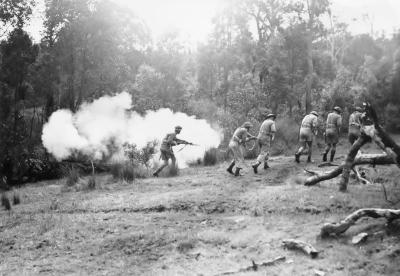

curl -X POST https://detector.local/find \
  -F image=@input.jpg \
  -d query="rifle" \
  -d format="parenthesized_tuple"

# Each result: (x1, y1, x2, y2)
(176, 142, 199, 152)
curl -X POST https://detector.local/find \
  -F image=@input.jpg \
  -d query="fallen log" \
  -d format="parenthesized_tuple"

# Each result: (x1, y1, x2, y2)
(282, 239, 319, 258)
(320, 208, 400, 238)
(215, 256, 286, 275)
(304, 154, 394, 186)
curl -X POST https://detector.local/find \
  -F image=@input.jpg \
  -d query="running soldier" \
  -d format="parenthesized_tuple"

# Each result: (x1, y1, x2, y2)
(322, 106, 342, 162)
(295, 111, 319, 163)
(252, 113, 276, 173)
(348, 106, 363, 145)
(226, 122, 257, 176)
(153, 126, 192, 177)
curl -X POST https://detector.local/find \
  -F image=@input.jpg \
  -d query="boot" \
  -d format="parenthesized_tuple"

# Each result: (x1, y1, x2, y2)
(234, 167, 242, 176)
(227, 161, 235, 175)
(330, 150, 336, 162)
(252, 162, 260, 174)
(263, 162, 270, 169)
(295, 152, 300, 163)
(322, 152, 327, 162)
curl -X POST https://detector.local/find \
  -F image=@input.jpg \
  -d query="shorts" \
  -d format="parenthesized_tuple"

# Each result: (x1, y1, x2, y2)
(160, 149, 175, 161)
(299, 128, 313, 142)
(325, 129, 339, 144)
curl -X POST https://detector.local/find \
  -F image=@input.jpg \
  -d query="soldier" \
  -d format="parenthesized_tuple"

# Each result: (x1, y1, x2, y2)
(251, 113, 276, 173)
(322, 106, 342, 162)
(348, 106, 363, 145)
(153, 126, 192, 177)
(294, 111, 319, 163)
(226, 122, 257, 176)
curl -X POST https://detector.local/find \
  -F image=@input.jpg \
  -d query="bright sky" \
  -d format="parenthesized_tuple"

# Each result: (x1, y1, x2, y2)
(24, 0, 400, 44)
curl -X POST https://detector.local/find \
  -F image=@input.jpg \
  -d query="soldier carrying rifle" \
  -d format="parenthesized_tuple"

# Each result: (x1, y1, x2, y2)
(226, 122, 257, 176)
(153, 126, 194, 177)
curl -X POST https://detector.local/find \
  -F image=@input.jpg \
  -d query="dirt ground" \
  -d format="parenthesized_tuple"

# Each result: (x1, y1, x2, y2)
(1, 141, 400, 276)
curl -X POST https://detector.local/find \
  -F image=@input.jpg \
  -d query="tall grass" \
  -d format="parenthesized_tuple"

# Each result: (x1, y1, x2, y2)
(110, 161, 149, 181)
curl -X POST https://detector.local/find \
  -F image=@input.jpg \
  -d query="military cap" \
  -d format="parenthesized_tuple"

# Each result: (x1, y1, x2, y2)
(310, 111, 319, 117)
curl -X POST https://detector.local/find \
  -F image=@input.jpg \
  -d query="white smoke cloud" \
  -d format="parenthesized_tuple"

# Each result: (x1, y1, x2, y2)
(42, 92, 223, 166)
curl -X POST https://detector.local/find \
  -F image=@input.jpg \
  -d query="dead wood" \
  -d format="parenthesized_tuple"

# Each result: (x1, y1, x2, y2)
(320, 208, 400, 238)
(215, 256, 286, 275)
(304, 154, 394, 186)
(282, 239, 319, 258)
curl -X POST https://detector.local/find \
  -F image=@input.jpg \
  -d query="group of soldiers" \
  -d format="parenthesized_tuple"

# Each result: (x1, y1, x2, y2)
(152, 106, 364, 177)
(226, 105, 364, 176)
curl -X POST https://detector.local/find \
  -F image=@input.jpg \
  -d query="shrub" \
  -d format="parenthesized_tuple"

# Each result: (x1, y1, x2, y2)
(272, 117, 300, 155)
(12, 192, 20, 205)
(110, 161, 148, 181)
(203, 148, 218, 166)
(1, 193, 11, 210)
(87, 175, 96, 190)
(65, 167, 80, 187)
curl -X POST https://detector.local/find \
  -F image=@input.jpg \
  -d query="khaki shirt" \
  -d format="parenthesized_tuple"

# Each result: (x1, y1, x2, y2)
(326, 112, 342, 132)
(160, 133, 186, 151)
(349, 111, 362, 129)
(231, 127, 251, 144)
(300, 114, 318, 132)
(257, 119, 276, 140)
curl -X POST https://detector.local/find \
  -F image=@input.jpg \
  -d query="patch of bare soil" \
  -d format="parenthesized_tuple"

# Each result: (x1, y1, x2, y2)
(1, 144, 400, 275)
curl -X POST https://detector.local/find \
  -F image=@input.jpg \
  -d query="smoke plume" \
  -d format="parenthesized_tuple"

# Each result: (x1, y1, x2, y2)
(42, 92, 223, 166)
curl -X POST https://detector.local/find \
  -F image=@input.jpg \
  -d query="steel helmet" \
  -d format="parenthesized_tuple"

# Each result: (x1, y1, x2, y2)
(266, 113, 276, 119)
(175, 125, 182, 130)
(310, 111, 318, 117)
(355, 106, 363, 112)
(333, 106, 342, 113)
(242, 122, 253, 128)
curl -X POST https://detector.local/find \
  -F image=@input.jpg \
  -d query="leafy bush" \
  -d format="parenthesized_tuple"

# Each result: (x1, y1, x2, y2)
(1, 193, 11, 210)
(12, 192, 20, 205)
(272, 117, 300, 155)
(110, 161, 148, 181)
(203, 148, 218, 166)
(65, 167, 80, 187)
(123, 141, 157, 168)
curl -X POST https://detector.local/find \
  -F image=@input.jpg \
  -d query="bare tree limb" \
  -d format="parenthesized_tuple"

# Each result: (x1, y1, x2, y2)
(320, 208, 400, 238)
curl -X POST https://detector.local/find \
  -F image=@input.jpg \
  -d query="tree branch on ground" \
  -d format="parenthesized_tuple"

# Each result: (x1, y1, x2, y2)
(320, 208, 400, 238)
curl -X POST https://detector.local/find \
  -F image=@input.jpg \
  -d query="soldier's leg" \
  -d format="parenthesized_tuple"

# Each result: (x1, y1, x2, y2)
(263, 151, 270, 169)
(307, 141, 313, 162)
(252, 141, 265, 173)
(330, 143, 337, 162)
(323, 143, 331, 162)
(227, 160, 235, 175)
(295, 141, 306, 163)
(171, 154, 176, 167)
(153, 159, 169, 177)
(234, 145, 245, 176)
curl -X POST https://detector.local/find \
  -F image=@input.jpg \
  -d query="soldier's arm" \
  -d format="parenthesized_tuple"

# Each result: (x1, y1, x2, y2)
(166, 134, 178, 146)
(270, 123, 276, 141)
(174, 138, 190, 145)
(312, 118, 318, 135)
(245, 132, 257, 141)
(337, 117, 342, 133)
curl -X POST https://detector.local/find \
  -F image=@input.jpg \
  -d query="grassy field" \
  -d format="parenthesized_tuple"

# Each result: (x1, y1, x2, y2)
(1, 139, 400, 275)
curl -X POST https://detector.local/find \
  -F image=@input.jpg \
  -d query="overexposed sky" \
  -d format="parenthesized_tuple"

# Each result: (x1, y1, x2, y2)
(24, 0, 400, 44)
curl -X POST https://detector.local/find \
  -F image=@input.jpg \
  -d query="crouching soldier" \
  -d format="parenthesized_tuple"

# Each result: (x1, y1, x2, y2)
(348, 106, 363, 145)
(227, 122, 257, 176)
(295, 111, 319, 163)
(153, 126, 192, 177)
(322, 106, 342, 162)
(252, 113, 276, 173)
